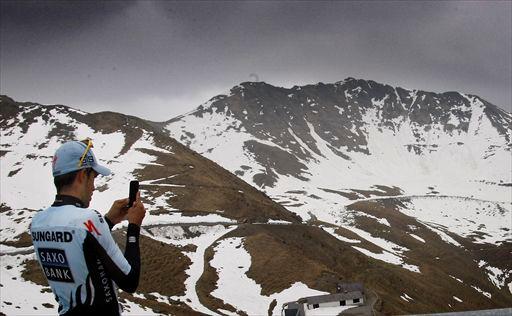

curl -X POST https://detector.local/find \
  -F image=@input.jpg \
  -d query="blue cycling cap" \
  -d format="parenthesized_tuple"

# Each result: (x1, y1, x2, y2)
(52, 140, 111, 177)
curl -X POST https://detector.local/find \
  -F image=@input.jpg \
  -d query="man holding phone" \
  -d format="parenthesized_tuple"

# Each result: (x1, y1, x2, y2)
(30, 139, 146, 315)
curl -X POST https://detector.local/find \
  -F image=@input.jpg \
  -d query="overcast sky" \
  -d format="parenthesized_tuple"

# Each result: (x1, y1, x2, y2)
(1, 0, 511, 121)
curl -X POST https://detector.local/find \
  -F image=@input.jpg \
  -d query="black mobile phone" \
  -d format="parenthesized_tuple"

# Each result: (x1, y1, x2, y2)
(128, 180, 139, 208)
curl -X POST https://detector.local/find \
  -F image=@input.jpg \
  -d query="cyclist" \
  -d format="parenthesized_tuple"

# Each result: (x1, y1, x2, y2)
(30, 139, 146, 315)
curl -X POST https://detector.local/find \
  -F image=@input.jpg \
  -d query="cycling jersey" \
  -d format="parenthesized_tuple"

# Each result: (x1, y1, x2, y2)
(30, 195, 141, 315)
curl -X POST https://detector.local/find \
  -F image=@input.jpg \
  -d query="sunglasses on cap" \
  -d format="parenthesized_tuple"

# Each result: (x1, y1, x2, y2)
(78, 138, 93, 168)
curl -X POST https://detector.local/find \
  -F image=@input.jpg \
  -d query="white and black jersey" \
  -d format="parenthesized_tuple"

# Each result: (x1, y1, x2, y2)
(30, 195, 140, 315)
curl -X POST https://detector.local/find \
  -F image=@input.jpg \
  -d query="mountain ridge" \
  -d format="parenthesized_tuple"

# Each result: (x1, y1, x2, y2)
(165, 78, 511, 202)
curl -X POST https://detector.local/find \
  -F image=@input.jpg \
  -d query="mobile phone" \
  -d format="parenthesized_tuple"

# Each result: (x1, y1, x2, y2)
(128, 180, 139, 208)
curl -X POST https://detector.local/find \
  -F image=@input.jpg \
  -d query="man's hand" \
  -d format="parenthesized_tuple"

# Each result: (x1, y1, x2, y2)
(127, 192, 146, 227)
(105, 198, 130, 225)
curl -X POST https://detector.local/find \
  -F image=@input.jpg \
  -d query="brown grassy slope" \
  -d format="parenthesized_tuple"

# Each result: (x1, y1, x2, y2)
(112, 231, 190, 297)
(118, 292, 205, 316)
(21, 259, 49, 287)
(348, 199, 512, 313)
(133, 145, 301, 223)
(211, 212, 511, 315)
(2, 232, 33, 247)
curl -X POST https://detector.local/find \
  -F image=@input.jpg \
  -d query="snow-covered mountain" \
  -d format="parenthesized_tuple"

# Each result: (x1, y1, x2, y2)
(1, 86, 512, 316)
(165, 78, 511, 240)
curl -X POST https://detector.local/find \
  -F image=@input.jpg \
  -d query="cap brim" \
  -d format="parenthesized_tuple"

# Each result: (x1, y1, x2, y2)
(92, 164, 111, 176)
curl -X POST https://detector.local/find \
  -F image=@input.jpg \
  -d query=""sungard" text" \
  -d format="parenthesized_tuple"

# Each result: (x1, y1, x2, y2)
(32, 231, 73, 242)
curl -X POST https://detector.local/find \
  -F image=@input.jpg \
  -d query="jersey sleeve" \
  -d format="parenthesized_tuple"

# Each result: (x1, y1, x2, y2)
(82, 211, 141, 293)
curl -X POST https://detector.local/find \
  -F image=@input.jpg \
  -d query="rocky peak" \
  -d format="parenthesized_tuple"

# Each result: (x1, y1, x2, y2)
(205, 78, 500, 124)
(166, 77, 511, 192)
(204, 78, 508, 142)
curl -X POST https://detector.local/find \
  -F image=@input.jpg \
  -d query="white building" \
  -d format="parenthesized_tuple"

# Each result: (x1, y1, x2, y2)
(282, 284, 365, 316)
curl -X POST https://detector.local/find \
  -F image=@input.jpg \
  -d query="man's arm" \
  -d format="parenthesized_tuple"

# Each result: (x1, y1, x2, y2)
(84, 224, 141, 293)
(120, 196, 145, 290)
(85, 196, 146, 293)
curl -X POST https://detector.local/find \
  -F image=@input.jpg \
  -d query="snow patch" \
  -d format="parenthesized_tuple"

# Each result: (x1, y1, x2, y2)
(449, 275, 464, 283)
(357, 212, 391, 227)
(323, 227, 361, 244)
(400, 293, 413, 302)
(478, 260, 510, 289)
(352, 246, 420, 273)
(400, 198, 511, 245)
(471, 285, 492, 299)
(409, 234, 426, 243)
(0, 254, 57, 314)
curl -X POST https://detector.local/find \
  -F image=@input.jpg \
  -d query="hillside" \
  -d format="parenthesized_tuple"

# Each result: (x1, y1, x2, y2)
(0, 95, 298, 315)
(1, 88, 511, 315)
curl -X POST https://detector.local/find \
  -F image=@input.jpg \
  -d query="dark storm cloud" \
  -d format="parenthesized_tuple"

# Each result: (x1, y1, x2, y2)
(1, 0, 130, 26)
(1, 1, 510, 120)
(1, 1, 131, 53)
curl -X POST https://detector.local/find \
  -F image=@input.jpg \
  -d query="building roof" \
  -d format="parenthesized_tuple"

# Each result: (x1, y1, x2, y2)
(337, 282, 364, 293)
(282, 283, 366, 309)
(292, 291, 364, 305)
(306, 291, 363, 304)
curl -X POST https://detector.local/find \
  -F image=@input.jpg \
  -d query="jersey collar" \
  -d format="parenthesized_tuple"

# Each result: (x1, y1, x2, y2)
(52, 195, 86, 208)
